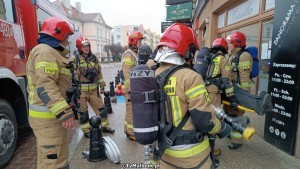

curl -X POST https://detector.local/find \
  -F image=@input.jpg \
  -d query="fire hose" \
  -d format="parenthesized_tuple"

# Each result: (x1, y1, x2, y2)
(212, 105, 256, 141)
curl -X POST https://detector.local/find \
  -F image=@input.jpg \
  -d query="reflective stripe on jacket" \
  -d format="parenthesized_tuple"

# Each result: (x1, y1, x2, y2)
(156, 63, 221, 167)
(69, 54, 106, 90)
(29, 104, 55, 119)
(230, 48, 253, 92)
(207, 52, 234, 97)
(26, 44, 73, 121)
(121, 49, 138, 92)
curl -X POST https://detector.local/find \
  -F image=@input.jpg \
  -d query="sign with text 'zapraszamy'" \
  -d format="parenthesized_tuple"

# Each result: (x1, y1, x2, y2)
(264, 0, 300, 155)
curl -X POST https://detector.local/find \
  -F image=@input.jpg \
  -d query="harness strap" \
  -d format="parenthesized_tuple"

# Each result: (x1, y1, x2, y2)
(154, 64, 200, 159)
(231, 49, 246, 84)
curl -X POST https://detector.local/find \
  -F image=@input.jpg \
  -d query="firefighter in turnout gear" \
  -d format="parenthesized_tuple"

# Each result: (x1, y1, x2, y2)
(226, 31, 253, 150)
(207, 38, 239, 156)
(26, 17, 75, 169)
(70, 36, 115, 138)
(122, 31, 144, 140)
(154, 23, 224, 169)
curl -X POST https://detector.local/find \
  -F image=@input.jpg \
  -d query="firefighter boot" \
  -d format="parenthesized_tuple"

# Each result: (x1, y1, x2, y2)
(79, 111, 90, 138)
(98, 107, 115, 134)
(228, 142, 243, 150)
(102, 127, 115, 134)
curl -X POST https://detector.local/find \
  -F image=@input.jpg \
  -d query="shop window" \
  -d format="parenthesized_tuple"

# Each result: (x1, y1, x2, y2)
(258, 20, 273, 92)
(226, 23, 259, 93)
(1, 0, 15, 23)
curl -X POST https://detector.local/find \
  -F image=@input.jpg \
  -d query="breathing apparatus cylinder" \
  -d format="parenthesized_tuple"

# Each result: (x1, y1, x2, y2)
(194, 47, 212, 79)
(130, 65, 159, 145)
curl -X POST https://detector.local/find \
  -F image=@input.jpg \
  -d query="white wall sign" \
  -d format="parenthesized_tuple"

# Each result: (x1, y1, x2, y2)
(227, 0, 261, 25)
(218, 13, 225, 28)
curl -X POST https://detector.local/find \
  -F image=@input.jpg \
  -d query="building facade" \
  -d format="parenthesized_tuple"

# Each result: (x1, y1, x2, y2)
(52, 0, 113, 61)
(192, 0, 300, 158)
(112, 25, 160, 50)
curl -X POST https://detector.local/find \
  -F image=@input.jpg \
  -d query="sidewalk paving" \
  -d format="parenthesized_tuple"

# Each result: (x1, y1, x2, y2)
(69, 99, 300, 169)
(70, 63, 300, 169)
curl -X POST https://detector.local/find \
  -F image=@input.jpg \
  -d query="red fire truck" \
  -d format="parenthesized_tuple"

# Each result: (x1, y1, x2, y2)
(0, 0, 79, 167)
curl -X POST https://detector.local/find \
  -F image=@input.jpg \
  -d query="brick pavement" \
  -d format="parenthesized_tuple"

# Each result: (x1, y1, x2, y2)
(5, 122, 80, 169)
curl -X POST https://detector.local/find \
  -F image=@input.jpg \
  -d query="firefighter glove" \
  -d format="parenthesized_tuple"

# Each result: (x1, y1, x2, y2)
(227, 95, 239, 110)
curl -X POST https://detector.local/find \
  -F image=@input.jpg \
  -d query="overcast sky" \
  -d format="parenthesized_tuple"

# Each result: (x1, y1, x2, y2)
(67, 0, 166, 34)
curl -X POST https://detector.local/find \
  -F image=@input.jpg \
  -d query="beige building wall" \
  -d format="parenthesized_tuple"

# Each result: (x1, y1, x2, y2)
(81, 16, 112, 61)
(82, 22, 96, 37)
(113, 25, 160, 49)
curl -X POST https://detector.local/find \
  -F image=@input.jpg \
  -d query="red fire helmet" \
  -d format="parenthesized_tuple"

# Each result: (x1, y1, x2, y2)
(40, 17, 74, 41)
(128, 31, 144, 46)
(226, 31, 246, 48)
(76, 36, 90, 51)
(159, 23, 199, 57)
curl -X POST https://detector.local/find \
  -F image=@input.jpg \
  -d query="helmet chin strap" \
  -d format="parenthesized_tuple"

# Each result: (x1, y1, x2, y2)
(130, 45, 138, 53)
(81, 51, 91, 57)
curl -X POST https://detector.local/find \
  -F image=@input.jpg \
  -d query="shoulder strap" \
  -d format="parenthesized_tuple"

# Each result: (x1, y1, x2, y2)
(233, 49, 246, 83)
(91, 53, 98, 64)
(74, 54, 80, 69)
(206, 53, 223, 79)
(156, 64, 192, 148)
(156, 64, 189, 89)
(236, 49, 246, 65)
(121, 49, 138, 66)
(167, 111, 190, 144)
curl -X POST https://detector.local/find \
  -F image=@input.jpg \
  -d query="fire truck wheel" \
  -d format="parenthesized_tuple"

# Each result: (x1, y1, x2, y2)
(0, 99, 17, 168)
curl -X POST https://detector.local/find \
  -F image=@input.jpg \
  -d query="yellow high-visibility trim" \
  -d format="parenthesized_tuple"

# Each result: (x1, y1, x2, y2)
(165, 137, 209, 158)
(238, 61, 251, 70)
(225, 66, 231, 71)
(237, 83, 252, 88)
(127, 123, 133, 129)
(171, 96, 182, 127)
(123, 58, 134, 66)
(80, 62, 96, 67)
(185, 84, 207, 99)
(212, 57, 221, 77)
(99, 79, 105, 82)
(60, 67, 71, 75)
(164, 77, 176, 95)
(208, 120, 220, 134)
(225, 87, 234, 94)
(49, 100, 69, 114)
(27, 76, 35, 104)
(35, 62, 58, 70)
(29, 109, 56, 118)
(230, 131, 242, 139)
(81, 84, 98, 90)
(80, 123, 90, 130)
(101, 120, 109, 127)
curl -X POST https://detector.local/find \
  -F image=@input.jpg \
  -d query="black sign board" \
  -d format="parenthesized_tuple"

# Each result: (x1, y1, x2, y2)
(264, 0, 300, 155)
(166, 0, 192, 5)
(161, 22, 192, 33)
